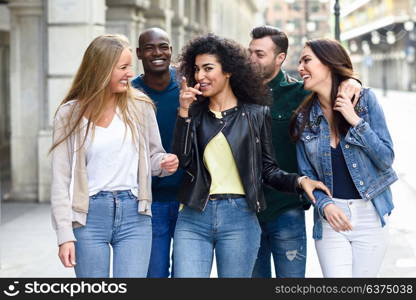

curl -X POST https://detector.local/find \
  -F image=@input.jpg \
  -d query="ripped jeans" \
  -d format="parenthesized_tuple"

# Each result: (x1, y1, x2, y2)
(252, 207, 306, 278)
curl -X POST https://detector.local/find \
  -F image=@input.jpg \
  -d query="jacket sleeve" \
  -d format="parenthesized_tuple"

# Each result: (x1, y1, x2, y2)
(146, 103, 170, 177)
(296, 138, 334, 218)
(261, 106, 300, 193)
(345, 88, 395, 171)
(50, 108, 77, 245)
(172, 115, 193, 169)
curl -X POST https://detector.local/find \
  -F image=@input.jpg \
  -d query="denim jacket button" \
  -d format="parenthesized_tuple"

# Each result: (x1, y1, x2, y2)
(352, 163, 357, 168)
(345, 144, 350, 149)
(306, 135, 310, 140)
(359, 180, 364, 185)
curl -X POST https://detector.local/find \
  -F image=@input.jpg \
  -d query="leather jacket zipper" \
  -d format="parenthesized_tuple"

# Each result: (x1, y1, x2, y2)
(186, 170, 195, 182)
(246, 111, 260, 212)
(183, 118, 192, 155)
(202, 193, 210, 211)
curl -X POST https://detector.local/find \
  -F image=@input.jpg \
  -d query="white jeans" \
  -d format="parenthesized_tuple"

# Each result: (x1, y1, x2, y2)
(315, 198, 389, 277)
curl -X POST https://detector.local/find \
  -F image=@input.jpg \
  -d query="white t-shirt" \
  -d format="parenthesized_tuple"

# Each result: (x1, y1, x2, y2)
(84, 112, 139, 196)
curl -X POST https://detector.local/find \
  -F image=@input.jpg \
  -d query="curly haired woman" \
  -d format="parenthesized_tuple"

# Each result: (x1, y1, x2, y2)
(172, 34, 330, 277)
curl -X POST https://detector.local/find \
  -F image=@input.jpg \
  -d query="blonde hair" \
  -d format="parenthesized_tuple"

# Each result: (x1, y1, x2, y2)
(50, 34, 153, 153)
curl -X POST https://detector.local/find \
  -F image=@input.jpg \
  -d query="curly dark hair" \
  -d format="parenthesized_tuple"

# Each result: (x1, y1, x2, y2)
(178, 33, 270, 105)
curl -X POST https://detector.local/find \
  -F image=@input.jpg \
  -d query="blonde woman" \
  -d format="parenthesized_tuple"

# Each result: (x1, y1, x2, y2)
(50, 34, 179, 278)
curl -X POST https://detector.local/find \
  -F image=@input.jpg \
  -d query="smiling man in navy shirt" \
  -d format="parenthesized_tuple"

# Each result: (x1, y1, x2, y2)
(132, 28, 182, 278)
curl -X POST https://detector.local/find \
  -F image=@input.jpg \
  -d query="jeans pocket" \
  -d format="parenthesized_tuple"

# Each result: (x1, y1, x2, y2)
(127, 190, 137, 200)
(89, 192, 101, 202)
(230, 198, 251, 212)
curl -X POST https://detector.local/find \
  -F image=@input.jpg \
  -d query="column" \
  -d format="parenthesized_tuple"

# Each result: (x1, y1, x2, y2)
(37, 0, 106, 202)
(106, 0, 149, 73)
(8, 0, 45, 201)
(171, 0, 187, 57)
(144, 0, 173, 36)
(184, 0, 195, 42)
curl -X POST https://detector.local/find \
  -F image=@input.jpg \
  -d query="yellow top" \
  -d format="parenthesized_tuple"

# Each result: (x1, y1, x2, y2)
(203, 110, 245, 195)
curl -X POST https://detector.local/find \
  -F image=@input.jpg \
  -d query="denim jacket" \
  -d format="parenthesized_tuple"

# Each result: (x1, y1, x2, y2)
(296, 88, 398, 240)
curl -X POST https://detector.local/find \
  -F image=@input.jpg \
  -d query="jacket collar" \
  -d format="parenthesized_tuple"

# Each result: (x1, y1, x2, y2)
(207, 104, 241, 118)
(134, 67, 177, 93)
(268, 69, 300, 89)
(310, 96, 324, 119)
(303, 96, 325, 132)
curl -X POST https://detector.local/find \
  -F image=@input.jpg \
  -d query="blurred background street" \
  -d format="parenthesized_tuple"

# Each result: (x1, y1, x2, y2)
(1, 0, 416, 278)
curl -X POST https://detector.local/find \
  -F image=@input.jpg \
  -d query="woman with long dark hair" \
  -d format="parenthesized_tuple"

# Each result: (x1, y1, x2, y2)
(172, 34, 330, 277)
(291, 38, 397, 277)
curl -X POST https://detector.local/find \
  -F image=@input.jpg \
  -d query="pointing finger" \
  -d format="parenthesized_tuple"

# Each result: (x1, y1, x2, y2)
(187, 87, 202, 95)
(181, 76, 188, 91)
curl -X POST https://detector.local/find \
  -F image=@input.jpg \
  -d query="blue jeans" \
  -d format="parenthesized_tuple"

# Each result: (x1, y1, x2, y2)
(147, 200, 179, 278)
(73, 190, 152, 278)
(252, 207, 306, 278)
(173, 198, 261, 278)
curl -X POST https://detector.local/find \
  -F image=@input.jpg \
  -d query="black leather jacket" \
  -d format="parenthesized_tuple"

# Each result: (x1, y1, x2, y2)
(172, 100, 300, 212)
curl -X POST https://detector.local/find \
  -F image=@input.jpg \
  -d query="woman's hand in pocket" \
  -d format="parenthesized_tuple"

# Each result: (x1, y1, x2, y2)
(323, 203, 353, 232)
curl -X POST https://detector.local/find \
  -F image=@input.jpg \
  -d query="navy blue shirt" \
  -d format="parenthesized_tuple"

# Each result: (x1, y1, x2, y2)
(131, 67, 183, 201)
(331, 143, 361, 199)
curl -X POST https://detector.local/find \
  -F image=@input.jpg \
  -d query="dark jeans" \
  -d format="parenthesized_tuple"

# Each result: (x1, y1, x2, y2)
(147, 200, 179, 278)
(252, 207, 307, 278)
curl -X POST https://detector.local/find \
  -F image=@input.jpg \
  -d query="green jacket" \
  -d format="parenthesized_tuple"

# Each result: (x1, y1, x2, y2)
(258, 70, 311, 222)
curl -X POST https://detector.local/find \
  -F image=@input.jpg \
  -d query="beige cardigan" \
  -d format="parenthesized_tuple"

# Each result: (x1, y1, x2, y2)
(50, 96, 170, 245)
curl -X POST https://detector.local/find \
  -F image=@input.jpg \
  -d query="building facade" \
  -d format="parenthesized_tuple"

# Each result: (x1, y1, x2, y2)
(0, 0, 265, 203)
(265, 0, 331, 77)
(340, 0, 416, 91)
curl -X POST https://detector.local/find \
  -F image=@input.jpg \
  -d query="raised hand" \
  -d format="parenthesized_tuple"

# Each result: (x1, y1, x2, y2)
(338, 78, 361, 106)
(333, 91, 361, 127)
(178, 77, 202, 118)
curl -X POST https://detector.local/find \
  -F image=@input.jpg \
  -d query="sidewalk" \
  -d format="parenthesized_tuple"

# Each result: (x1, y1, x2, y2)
(0, 202, 73, 277)
(1, 179, 415, 278)
(372, 88, 416, 191)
